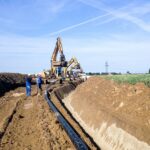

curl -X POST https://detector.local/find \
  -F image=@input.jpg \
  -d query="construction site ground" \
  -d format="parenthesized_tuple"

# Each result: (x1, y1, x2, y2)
(63, 77, 150, 149)
(0, 85, 74, 150)
(1, 75, 150, 150)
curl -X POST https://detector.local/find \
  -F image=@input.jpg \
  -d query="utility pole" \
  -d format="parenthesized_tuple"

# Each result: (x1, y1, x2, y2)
(105, 61, 109, 74)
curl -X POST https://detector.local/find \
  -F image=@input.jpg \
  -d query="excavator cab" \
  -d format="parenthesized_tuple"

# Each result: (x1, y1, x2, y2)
(60, 53, 67, 67)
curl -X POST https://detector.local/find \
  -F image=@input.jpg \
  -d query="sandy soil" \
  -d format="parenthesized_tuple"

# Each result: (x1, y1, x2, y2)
(0, 86, 74, 150)
(63, 77, 150, 150)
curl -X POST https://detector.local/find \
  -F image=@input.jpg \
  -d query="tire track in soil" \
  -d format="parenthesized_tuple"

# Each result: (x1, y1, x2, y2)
(0, 86, 74, 150)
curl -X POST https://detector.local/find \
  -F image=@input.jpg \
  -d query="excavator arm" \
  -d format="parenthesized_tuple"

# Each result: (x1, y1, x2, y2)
(67, 57, 83, 72)
(51, 37, 66, 67)
(51, 37, 63, 62)
(50, 37, 67, 77)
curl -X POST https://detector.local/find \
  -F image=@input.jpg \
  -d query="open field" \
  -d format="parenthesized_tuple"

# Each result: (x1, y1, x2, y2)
(104, 74, 150, 87)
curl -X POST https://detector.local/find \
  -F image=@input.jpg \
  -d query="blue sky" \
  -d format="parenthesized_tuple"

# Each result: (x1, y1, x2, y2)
(0, 0, 150, 73)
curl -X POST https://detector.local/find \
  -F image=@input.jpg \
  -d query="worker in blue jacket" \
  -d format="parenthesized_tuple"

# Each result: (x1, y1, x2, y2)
(25, 74, 32, 96)
(36, 75, 42, 95)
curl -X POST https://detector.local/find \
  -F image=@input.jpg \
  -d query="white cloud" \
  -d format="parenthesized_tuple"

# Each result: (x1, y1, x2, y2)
(48, 0, 150, 36)
(49, 13, 112, 36)
(78, 0, 150, 32)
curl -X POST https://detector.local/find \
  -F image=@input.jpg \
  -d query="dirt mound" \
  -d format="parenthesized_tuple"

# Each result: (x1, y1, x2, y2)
(0, 73, 26, 96)
(63, 77, 150, 150)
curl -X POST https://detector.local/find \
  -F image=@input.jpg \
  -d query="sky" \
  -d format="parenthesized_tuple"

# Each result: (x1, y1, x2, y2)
(0, 0, 150, 74)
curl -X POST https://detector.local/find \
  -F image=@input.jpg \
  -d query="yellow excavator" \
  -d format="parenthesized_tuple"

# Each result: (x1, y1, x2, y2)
(38, 37, 84, 83)
(66, 57, 83, 76)
(51, 37, 67, 77)
(50, 37, 83, 79)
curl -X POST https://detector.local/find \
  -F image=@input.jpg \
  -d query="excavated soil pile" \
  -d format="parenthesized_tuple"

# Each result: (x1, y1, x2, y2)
(63, 77, 150, 150)
(0, 73, 26, 96)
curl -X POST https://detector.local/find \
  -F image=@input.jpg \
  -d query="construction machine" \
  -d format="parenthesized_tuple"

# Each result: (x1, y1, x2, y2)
(66, 57, 83, 78)
(38, 70, 50, 83)
(35, 37, 85, 84)
(51, 37, 67, 78)
(50, 37, 84, 80)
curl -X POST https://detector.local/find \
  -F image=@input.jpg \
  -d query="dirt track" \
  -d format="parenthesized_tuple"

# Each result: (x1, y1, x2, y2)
(0, 86, 74, 150)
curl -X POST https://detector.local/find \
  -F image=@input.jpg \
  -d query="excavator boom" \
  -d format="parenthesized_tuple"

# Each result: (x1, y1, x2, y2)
(51, 37, 63, 62)
(51, 37, 66, 67)
(50, 37, 67, 77)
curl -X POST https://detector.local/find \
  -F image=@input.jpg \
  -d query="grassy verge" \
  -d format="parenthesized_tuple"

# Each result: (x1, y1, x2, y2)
(104, 74, 150, 87)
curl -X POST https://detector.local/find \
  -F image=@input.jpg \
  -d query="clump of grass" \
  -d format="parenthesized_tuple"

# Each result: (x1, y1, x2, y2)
(104, 74, 150, 87)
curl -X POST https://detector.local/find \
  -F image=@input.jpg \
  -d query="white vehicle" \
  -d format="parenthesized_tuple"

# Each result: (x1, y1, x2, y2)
(79, 73, 88, 81)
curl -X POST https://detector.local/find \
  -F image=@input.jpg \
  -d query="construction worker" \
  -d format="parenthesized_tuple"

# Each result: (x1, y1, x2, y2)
(36, 74, 42, 95)
(25, 74, 32, 96)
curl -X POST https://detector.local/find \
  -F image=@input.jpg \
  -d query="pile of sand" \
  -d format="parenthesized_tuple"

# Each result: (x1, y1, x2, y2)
(63, 77, 150, 150)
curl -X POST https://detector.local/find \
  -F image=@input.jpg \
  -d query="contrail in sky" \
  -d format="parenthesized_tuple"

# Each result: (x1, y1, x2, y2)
(49, 3, 132, 36)
(50, 12, 112, 36)
(79, 0, 150, 32)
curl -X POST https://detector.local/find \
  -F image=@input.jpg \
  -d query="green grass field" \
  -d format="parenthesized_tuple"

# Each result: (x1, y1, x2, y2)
(104, 74, 150, 87)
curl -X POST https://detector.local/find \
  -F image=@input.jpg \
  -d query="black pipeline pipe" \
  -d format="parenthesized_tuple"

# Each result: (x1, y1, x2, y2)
(44, 91, 89, 150)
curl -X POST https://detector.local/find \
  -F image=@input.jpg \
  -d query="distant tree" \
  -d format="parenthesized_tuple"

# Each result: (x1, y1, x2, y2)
(149, 68, 150, 74)
(96, 72, 100, 75)
(111, 72, 118, 75)
(101, 72, 109, 75)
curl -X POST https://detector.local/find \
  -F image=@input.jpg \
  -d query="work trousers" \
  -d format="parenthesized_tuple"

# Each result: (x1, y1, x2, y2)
(26, 85, 31, 96)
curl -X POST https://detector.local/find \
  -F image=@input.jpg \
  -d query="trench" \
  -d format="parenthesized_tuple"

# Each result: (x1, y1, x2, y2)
(46, 80, 100, 150)
(45, 91, 89, 150)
